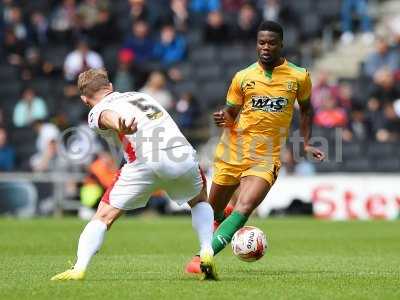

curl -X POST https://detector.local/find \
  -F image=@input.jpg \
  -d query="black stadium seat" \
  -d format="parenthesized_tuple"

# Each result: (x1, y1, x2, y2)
(195, 64, 221, 81)
(342, 158, 371, 172)
(367, 142, 395, 158)
(372, 158, 400, 173)
(189, 46, 217, 64)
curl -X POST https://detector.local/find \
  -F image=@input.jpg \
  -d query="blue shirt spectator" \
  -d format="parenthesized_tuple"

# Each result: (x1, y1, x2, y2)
(190, 0, 221, 13)
(123, 20, 154, 63)
(154, 24, 187, 66)
(0, 128, 15, 171)
(364, 37, 400, 78)
(13, 87, 48, 128)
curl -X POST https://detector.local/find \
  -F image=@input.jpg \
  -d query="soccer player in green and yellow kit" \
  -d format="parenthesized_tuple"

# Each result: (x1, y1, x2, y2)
(186, 21, 325, 274)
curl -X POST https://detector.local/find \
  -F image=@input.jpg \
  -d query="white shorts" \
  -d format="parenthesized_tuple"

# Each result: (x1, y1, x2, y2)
(101, 146, 205, 210)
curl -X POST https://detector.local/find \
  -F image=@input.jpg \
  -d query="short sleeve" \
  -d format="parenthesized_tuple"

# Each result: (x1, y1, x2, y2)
(226, 72, 244, 106)
(88, 104, 111, 133)
(297, 71, 312, 103)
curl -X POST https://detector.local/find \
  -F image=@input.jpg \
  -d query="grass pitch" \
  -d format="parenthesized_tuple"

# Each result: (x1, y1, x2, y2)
(0, 217, 399, 300)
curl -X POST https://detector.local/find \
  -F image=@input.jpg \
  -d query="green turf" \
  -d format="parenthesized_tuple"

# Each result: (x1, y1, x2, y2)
(0, 217, 399, 300)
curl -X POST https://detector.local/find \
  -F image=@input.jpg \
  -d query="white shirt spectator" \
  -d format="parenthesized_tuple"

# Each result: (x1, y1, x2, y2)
(64, 48, 104, 81)
(36, 123, 60, 153)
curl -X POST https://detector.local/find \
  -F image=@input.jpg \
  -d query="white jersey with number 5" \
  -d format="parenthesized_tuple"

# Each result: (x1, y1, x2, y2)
(87, 91, 204, 210)
(88, 91, 191, 163)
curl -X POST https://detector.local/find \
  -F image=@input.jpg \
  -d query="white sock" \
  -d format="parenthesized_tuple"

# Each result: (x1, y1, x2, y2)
(191, 202, 214, 256)
(74, 219, 107, 271)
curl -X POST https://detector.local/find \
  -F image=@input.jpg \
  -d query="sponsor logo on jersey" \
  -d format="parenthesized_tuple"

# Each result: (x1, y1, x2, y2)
(251, 96, 288, 112)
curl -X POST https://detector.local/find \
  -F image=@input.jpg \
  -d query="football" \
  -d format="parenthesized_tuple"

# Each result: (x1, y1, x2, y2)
(231, 226, 267, 262)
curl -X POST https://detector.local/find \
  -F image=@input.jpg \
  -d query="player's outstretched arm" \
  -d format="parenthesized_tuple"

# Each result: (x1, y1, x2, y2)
(213, 105, 241, 128)
(99, 109, 137, 135)
(298, 100, 325, 161)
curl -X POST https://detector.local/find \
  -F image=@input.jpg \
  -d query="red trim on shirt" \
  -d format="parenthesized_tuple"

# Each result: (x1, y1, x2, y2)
(118, 133, 136, 162)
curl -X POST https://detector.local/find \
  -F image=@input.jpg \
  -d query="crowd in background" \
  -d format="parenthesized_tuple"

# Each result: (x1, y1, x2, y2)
(0, 0, 399, 216)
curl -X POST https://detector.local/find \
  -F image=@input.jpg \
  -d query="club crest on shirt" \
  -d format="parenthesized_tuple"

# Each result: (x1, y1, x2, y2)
(286, 81, 297, 91)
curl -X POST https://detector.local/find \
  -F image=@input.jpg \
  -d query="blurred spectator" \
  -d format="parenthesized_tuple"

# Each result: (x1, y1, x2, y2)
(232, 3, 260, 42)
(3, 28, 26, 66)
(342, 103, 372, 142)
(13, 87, 48, 128)
(140, 71, 174, 110)
(49, 0, 77, 43)
(203, 11, 230, 44)
(258, 0, 280, 22)
(314, 96, 348, 128)
(340, 0, 374, 45)
(33, 120, 60, 154)
(175, 92, 199, 129)
(5, 6, 29, 42)
(311, 70, 341, 111)
(153, 24, 187, 66)
(128, 0, 159, 27)
(86, 7, 118, 48)
(77, 0, 110, 31)
(280, 146, 315, 176)
(368, 69, 400, 106)
(160, 0, 190, 33)
(376, 103, 400, 142)
(0, 127, 15, 171)
(337, 82, 356, 109)
(190, 0, 221, 13)
(30, 139, 67, 172)
(113, 49, 136, 92)
(64, 39, 104, 81)
(364, 37, 399, 78)
(29, 11, 49, 46)
(123, 20, 154, 64)
(20, 47, 55, 81)
(222, 0, 245, 13)
(80, 151, 117, 210)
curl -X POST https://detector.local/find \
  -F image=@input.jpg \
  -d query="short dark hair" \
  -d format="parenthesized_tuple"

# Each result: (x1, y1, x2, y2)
(258, 21, 283, 41)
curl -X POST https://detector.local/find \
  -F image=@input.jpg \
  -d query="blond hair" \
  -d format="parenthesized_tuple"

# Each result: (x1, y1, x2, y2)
(77, 68, 111, 97)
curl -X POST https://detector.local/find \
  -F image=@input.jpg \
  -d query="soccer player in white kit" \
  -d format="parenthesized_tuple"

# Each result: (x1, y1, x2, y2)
(51, 68, 218, 281)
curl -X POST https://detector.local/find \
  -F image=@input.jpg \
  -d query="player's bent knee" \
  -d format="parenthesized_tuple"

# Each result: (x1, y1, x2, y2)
(93, 206, 123, 229)
(235, 201, 255, 217)
(187, 188, 207, 208)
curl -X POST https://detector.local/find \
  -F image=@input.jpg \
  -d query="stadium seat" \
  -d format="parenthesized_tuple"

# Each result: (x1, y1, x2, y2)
(186, 30, 203, 48)
(316, 0, 341, 22)
(195, 64, 221, 81)
(372, 158, 400, 173)
(189, 46, 218, 64)
(367, 142, 395, 158)
(43, 46, 70, 69)
(301, 14, 321, 39)
(101, 45, 120, 73)
(283, 26, 300, 51)
(30, 80, 52, 98)
(172, 80, 198, 95)
(199, 81, 228, 107)
(283, 0, 312, 15)
(217, 45, 245, 63)
(342, 158, 371, 172)
(315, 160, 340, 172)
(0, 65, 19, 81)
(342, 142, 362, 160)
